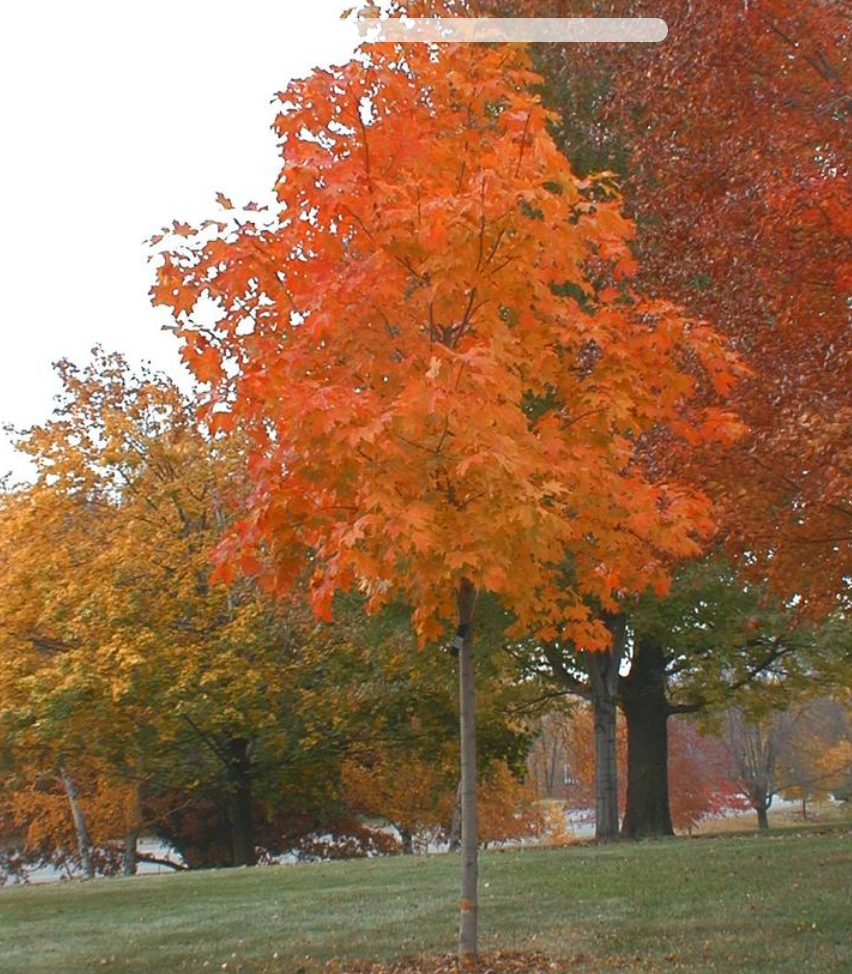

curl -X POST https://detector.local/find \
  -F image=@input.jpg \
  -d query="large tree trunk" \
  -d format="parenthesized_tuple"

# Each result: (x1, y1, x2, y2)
(60, 771, 94, 880)
(227, 738, 255, 867)
(756, 804, 770, 831)
(457, 577, 478, 963)
(620, 638, 674, 840)
(583, 616, 626, 843)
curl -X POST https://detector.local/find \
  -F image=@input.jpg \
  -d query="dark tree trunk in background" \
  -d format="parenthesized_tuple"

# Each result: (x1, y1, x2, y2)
(583, 615, 626, 843)
(227, 738, 255, 867)
(159, 801, 232, 868)
(399, 828, 414, 855)
(456, 577, 478, 962)
(620, 637, 674, 840)
(123, 830, 139, 876)
(757, 804, 770, 831)
(123, 782, 142, 876)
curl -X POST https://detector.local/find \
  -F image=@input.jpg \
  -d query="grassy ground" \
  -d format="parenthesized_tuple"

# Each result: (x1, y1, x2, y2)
(1, 829, 850, 974)
(693, 799, 850, 836)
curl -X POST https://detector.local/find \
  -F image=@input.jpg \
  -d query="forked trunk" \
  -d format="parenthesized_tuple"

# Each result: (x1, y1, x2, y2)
(457, 577, 478, 963)
(60, 771, 94, 880)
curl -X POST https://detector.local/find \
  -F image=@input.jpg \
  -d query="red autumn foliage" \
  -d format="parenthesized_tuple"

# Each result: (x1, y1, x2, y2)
(498, 0, 852, 613)
(668, 720, 750, 833)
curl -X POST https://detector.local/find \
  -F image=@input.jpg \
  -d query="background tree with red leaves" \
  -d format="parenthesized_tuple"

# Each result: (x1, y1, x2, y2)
(506, 0, 852, 613)
(485, 0, 852, 839)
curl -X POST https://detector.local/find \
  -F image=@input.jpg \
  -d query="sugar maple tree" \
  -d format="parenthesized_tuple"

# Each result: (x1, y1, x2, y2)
(152, 35, 739, 957)
(0, 353, 341, 873)
(507, 0, 852, 614)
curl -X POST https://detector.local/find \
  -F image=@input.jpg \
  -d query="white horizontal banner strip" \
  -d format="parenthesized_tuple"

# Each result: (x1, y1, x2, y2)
(357, 17, 669, 44)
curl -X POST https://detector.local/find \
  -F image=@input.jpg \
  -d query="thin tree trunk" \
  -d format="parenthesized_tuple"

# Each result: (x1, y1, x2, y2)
(399, 828, 414, 855)
(457, 577, 478, 963)
(60, 771, 94, 880)
(620, 638, 674, 840)
(583, 615, 626, 843)
(547, 737, 559, 796)
(757, 805, 769, 831)
(123, 782, 142, 876)
(123, 830, 138, 876)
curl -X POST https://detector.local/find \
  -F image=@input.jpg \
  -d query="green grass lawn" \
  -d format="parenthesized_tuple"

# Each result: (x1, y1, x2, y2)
(1, 830, 850, 974)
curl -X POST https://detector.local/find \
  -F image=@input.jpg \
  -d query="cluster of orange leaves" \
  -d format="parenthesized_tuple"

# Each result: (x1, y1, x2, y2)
(152, 35, 742, 648)
(2, 774, 139, 872)
(343, 753, 547, 848)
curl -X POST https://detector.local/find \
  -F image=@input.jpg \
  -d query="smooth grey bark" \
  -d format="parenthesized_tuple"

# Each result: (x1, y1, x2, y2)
(583, 615, 626, 843)
(448, 779, 462, 852)
(60, 771, 94, 880)
(457, 577, 478, 961)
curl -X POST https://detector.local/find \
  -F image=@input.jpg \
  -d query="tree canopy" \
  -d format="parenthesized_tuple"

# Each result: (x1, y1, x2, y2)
(152, 39, 741, 649)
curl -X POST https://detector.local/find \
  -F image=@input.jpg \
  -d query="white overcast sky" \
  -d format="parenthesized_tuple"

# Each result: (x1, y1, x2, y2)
(0, 1, 360, 482)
